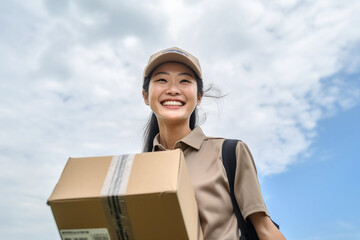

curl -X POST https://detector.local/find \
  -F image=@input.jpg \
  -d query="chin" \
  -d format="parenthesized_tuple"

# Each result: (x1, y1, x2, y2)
(160, 114, 190, 123)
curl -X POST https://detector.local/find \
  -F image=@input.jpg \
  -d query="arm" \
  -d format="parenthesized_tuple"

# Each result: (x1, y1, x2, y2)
(249, 212, 286, 240)
(233, 142, 286, 239)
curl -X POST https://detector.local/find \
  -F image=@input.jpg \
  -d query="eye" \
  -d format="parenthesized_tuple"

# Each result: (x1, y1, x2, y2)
(180, 79, 191, 83)
(155, 78, 167, 83)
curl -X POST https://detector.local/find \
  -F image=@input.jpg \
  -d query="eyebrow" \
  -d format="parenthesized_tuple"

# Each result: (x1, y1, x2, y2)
(153, 72, 194, 78)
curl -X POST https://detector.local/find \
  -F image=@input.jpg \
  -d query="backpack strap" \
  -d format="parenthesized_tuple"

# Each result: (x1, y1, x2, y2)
(222, 139, 258, 240)
(222, 139, 279, 240)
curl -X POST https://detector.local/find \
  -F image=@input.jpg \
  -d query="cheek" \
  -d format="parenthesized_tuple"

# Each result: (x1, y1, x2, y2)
(147, 85, 161, 105)
(187, 87, 200, 102)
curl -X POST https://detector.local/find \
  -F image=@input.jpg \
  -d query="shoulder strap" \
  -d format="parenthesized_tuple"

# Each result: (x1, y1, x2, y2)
(222, 139, 259, 240)
(222, 139, 279, 240)
(222, 139, 251, 240)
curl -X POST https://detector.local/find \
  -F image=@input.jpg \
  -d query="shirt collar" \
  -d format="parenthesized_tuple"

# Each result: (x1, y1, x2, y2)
(152, 126, 206, 151)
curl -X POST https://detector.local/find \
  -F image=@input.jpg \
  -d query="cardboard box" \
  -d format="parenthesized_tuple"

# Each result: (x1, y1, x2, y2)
(48, 149, 203, 240)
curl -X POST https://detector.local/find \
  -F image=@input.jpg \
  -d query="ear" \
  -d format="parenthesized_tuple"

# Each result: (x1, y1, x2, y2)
(142, 89, 149, 105)
(196, 93, 203, 106)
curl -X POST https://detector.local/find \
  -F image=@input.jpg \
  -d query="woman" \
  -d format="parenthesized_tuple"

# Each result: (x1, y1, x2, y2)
(142, 47, 286, 240)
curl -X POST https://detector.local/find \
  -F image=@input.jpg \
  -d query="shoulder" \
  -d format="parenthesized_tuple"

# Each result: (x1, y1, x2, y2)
(234, 141, 257, 174)
(205, 138, 250, 149)
(204, 136, 225, 141)
(201, 137, 252, 149)
(202, 138, 253, 160)
(196, 136, 225, 152)
(218, 139, 254, 163)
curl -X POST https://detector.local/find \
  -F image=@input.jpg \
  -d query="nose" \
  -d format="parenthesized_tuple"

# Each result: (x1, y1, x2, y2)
(165, 81, 180, 95)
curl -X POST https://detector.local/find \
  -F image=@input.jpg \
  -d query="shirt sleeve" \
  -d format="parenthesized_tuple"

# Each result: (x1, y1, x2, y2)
(234, 141, 269, 221)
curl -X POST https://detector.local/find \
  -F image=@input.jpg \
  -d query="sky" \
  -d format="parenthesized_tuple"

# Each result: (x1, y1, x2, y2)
(0, 0, 359, 239)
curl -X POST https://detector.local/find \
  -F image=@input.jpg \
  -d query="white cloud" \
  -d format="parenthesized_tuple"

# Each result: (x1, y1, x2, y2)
(161, 0, 360, 174)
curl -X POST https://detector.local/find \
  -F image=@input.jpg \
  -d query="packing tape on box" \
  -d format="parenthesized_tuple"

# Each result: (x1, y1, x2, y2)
(100, 154, 135, 240)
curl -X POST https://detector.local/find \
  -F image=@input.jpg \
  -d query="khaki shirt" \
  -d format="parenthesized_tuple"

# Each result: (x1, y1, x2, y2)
(153, 126, 269, 240)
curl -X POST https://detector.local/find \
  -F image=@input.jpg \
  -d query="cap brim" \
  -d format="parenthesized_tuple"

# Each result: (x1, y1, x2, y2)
(144, 53, 201, 80)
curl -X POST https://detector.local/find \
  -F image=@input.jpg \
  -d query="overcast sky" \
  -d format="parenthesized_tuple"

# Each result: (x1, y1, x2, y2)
(1, 0, 360, 239)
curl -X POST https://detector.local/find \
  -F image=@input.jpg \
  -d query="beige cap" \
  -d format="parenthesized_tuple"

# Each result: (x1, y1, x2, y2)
(143, 47, 202, 82)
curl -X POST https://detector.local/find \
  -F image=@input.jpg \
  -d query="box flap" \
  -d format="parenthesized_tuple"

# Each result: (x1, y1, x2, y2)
(48, 156, 113, 203)
(126, 149, 181, 195)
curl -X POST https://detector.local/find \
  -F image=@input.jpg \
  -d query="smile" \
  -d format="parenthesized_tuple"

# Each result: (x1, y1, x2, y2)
(162, 100, 184, 106)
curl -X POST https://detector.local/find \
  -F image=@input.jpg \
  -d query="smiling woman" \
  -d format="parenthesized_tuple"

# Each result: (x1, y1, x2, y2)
(143, 62, 202, 149)
(142, 48, 205, 153)
(141, 47, 286, 240)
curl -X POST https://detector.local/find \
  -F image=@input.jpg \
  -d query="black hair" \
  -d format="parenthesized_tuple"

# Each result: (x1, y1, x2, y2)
(142, 67, 203, 152)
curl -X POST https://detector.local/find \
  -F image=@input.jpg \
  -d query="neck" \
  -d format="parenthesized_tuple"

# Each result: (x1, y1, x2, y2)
(157, 119, 192, 150)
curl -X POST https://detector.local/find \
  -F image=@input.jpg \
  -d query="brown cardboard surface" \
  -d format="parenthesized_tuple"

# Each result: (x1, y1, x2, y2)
(50, 198, 108, 229)
(48, 156, 113, 202)
(125, 193, 188, 239)
(126, 150, 180, 195)
(48, 150, 203, 240)
(176, 151, 203, 240)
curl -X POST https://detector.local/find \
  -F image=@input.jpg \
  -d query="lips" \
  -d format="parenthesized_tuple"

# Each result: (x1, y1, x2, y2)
(161, 100, 184, 106)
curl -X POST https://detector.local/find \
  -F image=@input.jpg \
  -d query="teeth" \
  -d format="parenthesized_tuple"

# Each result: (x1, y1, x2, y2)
(162, 101, 183, 106)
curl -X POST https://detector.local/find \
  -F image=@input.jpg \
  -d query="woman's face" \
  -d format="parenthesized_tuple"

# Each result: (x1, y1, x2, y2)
(143, 62, 202, 125)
